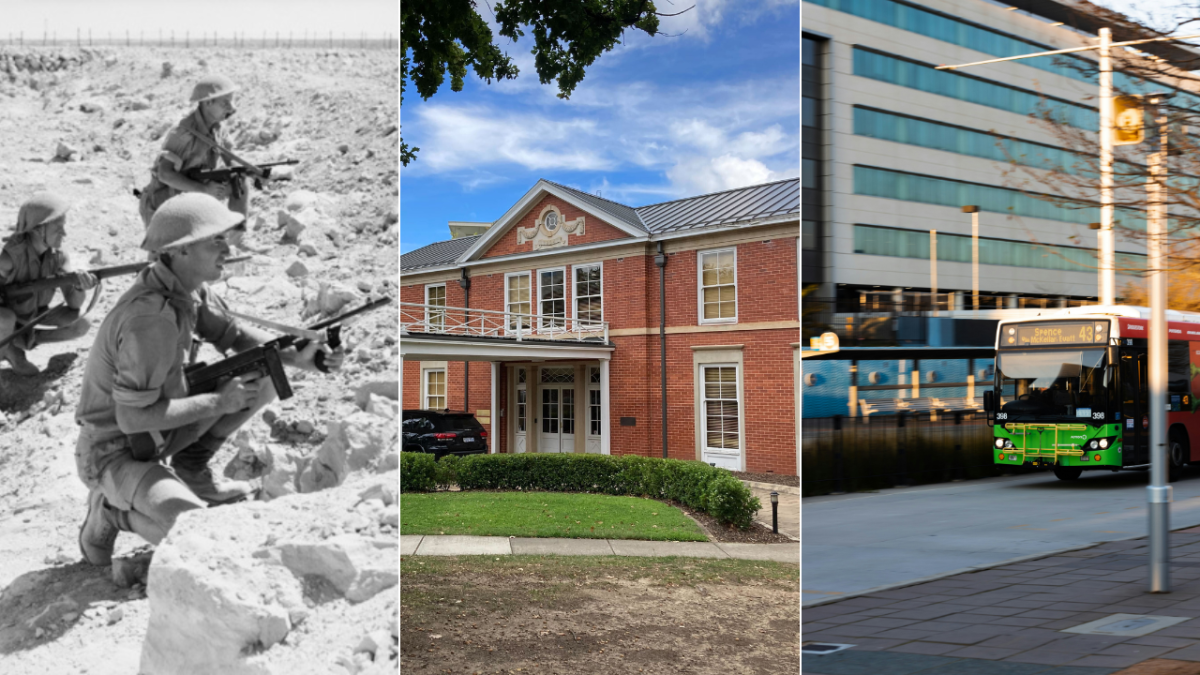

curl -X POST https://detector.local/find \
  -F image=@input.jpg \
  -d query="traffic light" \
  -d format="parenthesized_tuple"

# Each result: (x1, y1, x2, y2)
(1112, 95, 1144, 146)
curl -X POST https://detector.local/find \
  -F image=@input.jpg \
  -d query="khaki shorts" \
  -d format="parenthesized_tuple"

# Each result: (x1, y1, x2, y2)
(75, 433, 188, 512)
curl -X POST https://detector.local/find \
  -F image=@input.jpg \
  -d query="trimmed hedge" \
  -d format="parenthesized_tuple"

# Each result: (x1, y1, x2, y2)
(399, 452, 762, 529)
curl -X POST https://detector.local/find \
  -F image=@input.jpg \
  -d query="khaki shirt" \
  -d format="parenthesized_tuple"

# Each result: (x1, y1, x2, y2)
(146, 108, 232, 207)
(0, 239, 76, 317)
(75, 263, 243, 476)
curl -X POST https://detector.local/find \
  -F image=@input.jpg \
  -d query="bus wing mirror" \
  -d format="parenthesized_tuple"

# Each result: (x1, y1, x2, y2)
(1108, 346, 1119, 364)
(983, 390, 995, 412)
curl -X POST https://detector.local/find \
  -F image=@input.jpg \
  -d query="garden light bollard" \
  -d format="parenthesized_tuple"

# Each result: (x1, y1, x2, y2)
(771, 491, 779, 534)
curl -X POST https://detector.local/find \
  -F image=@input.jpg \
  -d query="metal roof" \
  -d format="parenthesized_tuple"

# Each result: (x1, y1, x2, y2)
(634, 178, 799, 234)
(542, 179, 648, 232)
(400, 235, 479, 272)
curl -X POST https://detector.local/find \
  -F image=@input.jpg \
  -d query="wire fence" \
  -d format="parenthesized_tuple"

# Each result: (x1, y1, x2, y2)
(2, 31, 396, 50)
(802, 410, 1036, 497)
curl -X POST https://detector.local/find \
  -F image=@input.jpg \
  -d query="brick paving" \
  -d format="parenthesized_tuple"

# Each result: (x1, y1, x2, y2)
(803, 530, 1200, 675)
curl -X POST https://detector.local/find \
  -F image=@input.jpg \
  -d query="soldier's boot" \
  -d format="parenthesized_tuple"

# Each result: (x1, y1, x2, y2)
(1, 344, 39, 377)
(79, 488, 127, 566)
(170, 433, 254, 506)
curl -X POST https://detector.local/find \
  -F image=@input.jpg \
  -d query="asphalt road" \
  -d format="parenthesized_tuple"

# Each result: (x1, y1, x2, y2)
(802, 466, 1200, 606)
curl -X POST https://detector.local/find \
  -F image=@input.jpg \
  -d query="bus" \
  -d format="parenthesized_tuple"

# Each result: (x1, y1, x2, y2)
(986, 305, 1200, 481)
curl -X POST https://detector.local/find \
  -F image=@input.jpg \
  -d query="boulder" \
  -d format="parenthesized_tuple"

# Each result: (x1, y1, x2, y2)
(353, 380, 398, 411)
(277, 535, 397, 603)
(297, 410, 397, 494)
(285, 260, 308, 278)
(305, 282, 359, 317)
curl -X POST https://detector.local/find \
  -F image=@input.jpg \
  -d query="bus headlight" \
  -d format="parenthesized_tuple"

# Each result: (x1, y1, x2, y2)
(1004, 439, 1014, 449)
(1099, 438, 1109, 449)
(1089, 440, 1098, 450)
(995, 438, 1005, 448)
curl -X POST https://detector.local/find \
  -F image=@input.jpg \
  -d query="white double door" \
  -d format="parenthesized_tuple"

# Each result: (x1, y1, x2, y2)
(538, 384, 576, 453)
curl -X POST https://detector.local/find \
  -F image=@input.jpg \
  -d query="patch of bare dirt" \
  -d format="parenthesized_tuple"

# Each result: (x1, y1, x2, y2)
(400, 558, 800, 675)
(671, 501, 795, 544)
(1112, 660, 1200, 675)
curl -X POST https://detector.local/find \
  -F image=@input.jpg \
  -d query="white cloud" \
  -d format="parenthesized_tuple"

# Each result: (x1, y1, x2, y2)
(667, 154, 775, 195)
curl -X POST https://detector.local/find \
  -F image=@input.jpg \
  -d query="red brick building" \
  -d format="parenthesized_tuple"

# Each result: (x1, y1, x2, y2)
(400, 179, 801, 475)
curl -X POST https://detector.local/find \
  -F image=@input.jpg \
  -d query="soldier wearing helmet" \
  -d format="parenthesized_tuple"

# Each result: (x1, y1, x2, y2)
(74, 193, 345, 567)
(0, 192, 98, 375)
(137, 74, 250, 231)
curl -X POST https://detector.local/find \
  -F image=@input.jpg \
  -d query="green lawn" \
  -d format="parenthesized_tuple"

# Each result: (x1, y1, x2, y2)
(400, 491, 709, 541)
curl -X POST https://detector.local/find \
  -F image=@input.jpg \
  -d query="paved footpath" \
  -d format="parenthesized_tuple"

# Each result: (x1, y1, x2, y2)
(803, 526, 1200, 675)
(746, 481, 800, 541)
(400, 534, 799, 564)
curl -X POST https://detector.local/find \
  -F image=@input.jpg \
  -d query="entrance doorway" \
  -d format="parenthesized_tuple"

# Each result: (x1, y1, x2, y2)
(539, 367, 576, 453)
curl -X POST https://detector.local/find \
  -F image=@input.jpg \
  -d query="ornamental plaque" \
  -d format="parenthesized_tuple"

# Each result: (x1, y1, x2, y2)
(516, 205, 585, 250)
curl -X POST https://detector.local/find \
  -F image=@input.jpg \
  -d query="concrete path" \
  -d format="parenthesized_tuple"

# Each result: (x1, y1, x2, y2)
(803, 528, 1200, 674)
(400, 534, 798, 564)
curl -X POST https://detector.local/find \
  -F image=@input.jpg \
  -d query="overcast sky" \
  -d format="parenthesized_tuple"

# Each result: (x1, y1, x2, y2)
(400, 0, 801, 254)
(2, 0, 396, 38)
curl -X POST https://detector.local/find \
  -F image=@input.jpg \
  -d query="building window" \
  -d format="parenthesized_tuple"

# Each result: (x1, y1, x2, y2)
(852, 224, 1145, 274)
(506, 272, 531, 332)
(802, 158, 819, 190)
(573, 263, 602, 327)
(424, 284, 446, 332)
(699, 248, 737, 324)
(589, 367, 601, 437)
(539, 268, 566, 331)
(702, 365, 740, 451)
(424, 369, 446, 410)
(852, 46, 1096, 131)
(802, 221, 818, 251)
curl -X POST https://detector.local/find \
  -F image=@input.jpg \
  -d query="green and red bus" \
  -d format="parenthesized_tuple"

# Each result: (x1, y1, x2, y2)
(987, 306, 1200, 481)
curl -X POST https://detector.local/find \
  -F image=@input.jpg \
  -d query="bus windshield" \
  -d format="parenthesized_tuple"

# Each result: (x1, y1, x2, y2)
(997, 348, 1109, 420)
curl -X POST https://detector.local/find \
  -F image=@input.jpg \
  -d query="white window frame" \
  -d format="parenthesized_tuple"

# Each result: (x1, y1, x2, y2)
(504, 271, 532, 335)
(423, 368, 447, 410)
(537, 265, 568, 333)
(697, 247, 738, 325)
(571, 262, 603, 328)
(424, 283, 447, 332)
(587, 366, 602, 438)
(700, 363, 741, 457)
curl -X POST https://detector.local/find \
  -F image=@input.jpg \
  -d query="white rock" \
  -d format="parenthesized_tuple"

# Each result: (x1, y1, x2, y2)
(354, 629, 392, 657)
(277, 535, 397, 603)
(297, 412, 397, 493)
(353, 380, 398, 411)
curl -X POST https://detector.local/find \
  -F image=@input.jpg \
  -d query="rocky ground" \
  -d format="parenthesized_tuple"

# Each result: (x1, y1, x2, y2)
(0, 45, 398, 674)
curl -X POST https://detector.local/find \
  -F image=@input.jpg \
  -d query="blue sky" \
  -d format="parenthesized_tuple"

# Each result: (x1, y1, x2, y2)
(399, 0, 801, 253)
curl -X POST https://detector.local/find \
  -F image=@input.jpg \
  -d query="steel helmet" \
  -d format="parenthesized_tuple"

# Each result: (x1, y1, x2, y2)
(142, 193, 245, 252)
(14, 192, 70, 234)
(190, 74, 239, 103)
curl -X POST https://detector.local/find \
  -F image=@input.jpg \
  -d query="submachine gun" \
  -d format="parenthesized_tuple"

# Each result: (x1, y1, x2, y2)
(184, 296, 392, 400)
(184, 159, 299, 191)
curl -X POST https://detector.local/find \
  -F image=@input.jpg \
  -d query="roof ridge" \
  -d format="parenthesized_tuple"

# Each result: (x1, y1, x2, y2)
(634, 177, 800, 210)
(541, 178, 635, 209)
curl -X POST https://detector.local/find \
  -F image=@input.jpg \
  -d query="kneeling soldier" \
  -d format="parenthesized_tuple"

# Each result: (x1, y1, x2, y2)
(75, 193, 344, 566)
(0, 192, 97, 376)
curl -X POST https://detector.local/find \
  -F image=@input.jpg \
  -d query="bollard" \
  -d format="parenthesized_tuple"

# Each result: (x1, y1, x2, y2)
(896, 411, 909, 487)
(832, 415, 845, 494)
(771, 492, 779, 534)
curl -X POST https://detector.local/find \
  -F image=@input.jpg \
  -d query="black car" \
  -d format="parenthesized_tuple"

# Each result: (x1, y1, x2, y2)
(402, 410, 489, 459)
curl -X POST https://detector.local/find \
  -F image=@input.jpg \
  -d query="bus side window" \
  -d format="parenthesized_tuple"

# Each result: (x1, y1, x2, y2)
(1169, 343, 1190, 394)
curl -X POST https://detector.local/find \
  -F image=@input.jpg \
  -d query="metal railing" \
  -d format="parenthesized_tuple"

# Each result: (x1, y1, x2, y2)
(400, 302, 609, 343)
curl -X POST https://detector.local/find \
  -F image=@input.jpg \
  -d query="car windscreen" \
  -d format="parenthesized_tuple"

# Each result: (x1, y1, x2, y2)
(997, 348, 1108, 420)
(438, 415, 484, 432)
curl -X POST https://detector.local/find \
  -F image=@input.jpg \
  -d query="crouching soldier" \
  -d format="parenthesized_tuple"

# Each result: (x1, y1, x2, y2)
(75, 193, 344, 566)
(0, 192, 97, 376)
(137, 73, 248, 230)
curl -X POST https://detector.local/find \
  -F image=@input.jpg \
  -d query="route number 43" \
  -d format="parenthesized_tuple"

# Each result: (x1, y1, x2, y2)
(1092, 412, 1105, 420)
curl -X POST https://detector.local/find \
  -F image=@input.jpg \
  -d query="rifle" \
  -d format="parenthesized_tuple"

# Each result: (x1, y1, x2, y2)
(184, 296, 392, 400)
(0, 256, 252, 301)
(185, 159, 299, 191)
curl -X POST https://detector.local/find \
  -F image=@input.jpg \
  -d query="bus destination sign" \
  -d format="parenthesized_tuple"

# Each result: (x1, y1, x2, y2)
(1005, 320, 1109, 346)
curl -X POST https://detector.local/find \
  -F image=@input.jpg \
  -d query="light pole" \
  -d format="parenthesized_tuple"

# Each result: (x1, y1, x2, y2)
(938, 29, 1200, 305)
(1147, 93, 1171, 593)
(963, 206, 980, 316)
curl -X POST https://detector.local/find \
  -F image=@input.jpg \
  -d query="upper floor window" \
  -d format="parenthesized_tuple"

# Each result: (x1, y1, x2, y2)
(573, 263, 602, 327)
(539, 267, 566, 331)
(506, 272, 532, 333)
(425, 284, 446, 332)
(699, 248, 737, 324)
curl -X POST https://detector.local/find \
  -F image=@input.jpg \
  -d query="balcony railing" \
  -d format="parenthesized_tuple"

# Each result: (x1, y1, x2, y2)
(400, 302, 609, 343)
